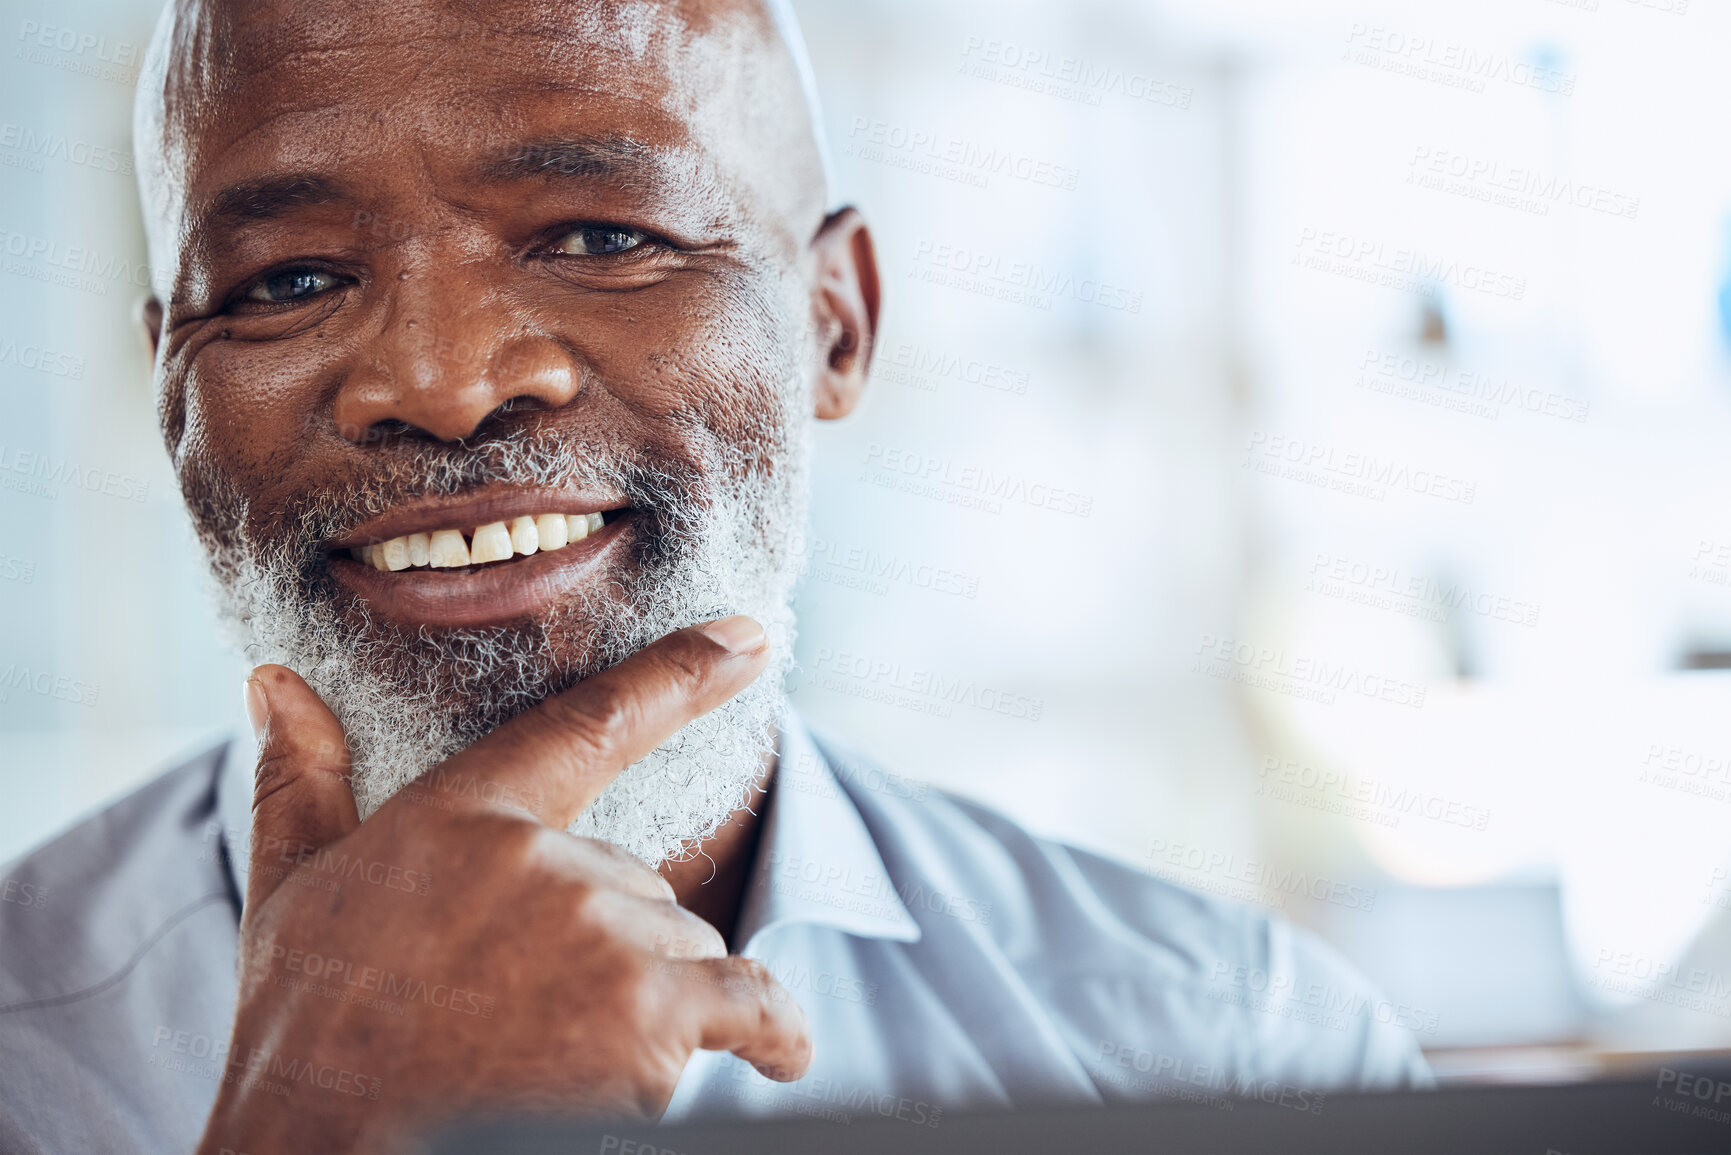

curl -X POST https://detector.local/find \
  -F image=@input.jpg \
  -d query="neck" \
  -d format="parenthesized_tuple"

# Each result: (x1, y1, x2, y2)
(658, 746, 776, 950)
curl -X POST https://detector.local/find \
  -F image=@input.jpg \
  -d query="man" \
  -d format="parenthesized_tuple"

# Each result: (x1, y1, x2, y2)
(0, 0, 1427, 1150)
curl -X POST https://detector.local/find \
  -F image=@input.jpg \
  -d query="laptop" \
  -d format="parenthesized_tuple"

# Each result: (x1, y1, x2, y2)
(427, 1066, 1731, 1154)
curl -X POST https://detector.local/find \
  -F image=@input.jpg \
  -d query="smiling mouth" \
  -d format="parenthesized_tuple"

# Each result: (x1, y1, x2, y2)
(339, 509, 627, 573)
(320, 489, 641, 627)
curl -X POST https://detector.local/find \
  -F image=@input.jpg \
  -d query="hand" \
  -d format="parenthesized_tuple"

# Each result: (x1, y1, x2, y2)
(196, 617, 810, 1154)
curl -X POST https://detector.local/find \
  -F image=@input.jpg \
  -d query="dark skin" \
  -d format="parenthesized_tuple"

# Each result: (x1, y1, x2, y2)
(135, 0, 881, 1148)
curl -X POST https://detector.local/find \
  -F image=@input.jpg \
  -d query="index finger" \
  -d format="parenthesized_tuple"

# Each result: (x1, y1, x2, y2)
(407, 615, 769, 828)
(685, 956, 814, 1081)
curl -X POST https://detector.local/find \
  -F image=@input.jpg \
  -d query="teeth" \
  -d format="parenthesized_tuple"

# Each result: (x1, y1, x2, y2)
(469, 521, 513, 565)
(536, 513, 568, 551)
(350, 511, 613, 573)
(428, 529, 470, 568)
(508, 515, 539, 557)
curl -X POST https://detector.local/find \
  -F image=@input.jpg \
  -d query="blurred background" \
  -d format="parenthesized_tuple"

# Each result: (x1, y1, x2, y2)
(5, 0, 1731, 1084)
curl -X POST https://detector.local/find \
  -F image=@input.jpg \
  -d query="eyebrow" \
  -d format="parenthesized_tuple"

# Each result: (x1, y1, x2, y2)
(205, 174, 352, 225)
(195, 135, 688, 240)
(480, 135, 668, 184)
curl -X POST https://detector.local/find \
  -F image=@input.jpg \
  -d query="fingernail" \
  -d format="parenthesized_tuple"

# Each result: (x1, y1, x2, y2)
(243, 674, 269, 738)
(700, 615, 766, 654)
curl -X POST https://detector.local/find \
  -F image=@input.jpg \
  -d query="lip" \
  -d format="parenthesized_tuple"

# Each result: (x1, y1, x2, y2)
(326, 488, 636, 628)
(327, 486, 627, 549)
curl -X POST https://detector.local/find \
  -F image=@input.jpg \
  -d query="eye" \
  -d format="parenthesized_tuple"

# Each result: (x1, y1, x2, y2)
(246, 268, 341, 303)
(552, 225, 645, 256)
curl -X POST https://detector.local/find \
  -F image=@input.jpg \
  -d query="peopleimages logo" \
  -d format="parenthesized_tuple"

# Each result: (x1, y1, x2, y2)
(0, 444, 150, 503)
(150, 1027, 383, 1101)
(1587, 949, 1731, 1018)
(1638, 742, 1731, 805)
(764, 849, 993, 927)
(1341, 23, 1576, 96)
(880, 341, 1031, 397)
(1293, 227, 1525, 301)
(910, 238, 1143, 314)
(789, 531, 982, 600)
(0, 664, 100, 708)
(1, 878, 47, 910)
(1257, 755, 1492, 832)
(957, 36, 1193, 110)
(862, 442, 1094, 518)
(0, 337, 84, 380)
(808, 646, 1044, 722)
(1355, 346, 1588, 424)
(847, 117, 1079, 192)
(1244, 430, 1477, 506)
(12, 20, 139, 85)
(0, 122, 133, 177)
(1205, 962, 1443, 1036)
(1146, 838, 1379, 912)
(269, 945, 496, 1018)
(1406, 146, 1640, 220)
(14, 20, 137, 64)
(1653, 1067, 1731, 1129)
(1093, 1041, 1327, 1114)
(1307, 551, 1541, 629)
(723, 1061, 946, 1128)
(0, 226, 153, 294)
(1193, 632, 1427, 710)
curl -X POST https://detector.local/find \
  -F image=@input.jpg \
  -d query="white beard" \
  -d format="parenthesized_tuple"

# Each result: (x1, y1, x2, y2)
(197, 417, 809, 869)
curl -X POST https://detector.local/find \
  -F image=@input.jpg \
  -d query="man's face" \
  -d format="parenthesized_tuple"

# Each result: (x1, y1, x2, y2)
(139, 0, 859, 865)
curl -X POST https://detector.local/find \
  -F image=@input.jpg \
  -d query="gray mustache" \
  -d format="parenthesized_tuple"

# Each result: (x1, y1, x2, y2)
(281, 431, 707, 549)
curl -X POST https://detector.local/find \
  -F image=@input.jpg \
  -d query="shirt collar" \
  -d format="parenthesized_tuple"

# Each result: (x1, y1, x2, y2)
(732, 711, 922, 955)
(216, 707, 922, 949)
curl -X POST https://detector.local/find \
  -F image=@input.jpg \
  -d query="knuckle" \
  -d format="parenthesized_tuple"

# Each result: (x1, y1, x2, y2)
(564, 881, 608, 931)
(653, 638, 713, 687)
(569, 837, 678, 900)
(728, 956, 774, 992)
(579, 835, 648, 872)
(618, 970, 667, 1036)
(251, 749, 297, 801)
(654, 916, 724, 961)
(691, 919, 727, 958)
(580, 680, 636, 735)
(258, 723, 348, 773)
(541, 682, 635, 762)
(715, 956, 780, 1010)
(467, 812, 564, 879)
(730, 955, 778, 1004)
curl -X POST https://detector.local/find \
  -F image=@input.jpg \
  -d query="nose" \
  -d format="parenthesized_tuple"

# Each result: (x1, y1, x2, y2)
(331, 271, 580, 444)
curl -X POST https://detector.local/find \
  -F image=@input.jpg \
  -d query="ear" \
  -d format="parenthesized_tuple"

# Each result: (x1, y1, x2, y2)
(808, 208, 880, 421)
(137, 296, 164, 358)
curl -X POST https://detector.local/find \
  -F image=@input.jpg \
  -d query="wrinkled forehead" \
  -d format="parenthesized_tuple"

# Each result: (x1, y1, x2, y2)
(173, 0, 736, 152)
(138, 0, 819, 281)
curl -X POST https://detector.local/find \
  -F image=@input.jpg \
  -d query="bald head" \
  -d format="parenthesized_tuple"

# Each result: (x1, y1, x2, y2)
(133, 0, 831, 301)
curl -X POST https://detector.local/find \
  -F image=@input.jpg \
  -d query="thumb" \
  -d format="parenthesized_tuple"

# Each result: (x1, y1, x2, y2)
(242, 664, 360, 914)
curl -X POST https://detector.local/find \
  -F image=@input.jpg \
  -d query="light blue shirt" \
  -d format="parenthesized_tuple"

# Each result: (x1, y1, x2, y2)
(0, 713, 1426, 1152)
